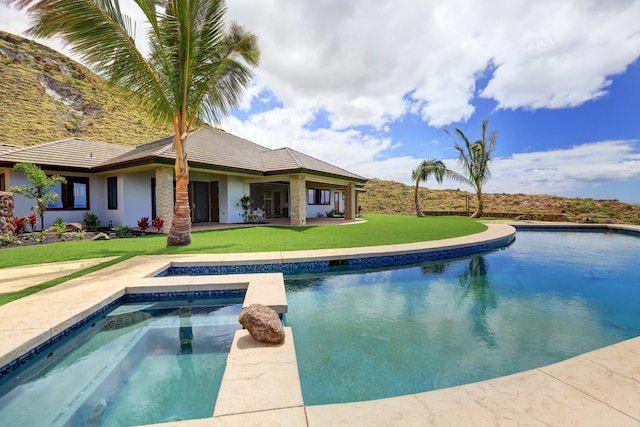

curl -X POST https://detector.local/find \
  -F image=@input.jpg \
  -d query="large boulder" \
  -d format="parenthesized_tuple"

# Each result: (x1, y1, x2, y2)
(239, 304, 285, 344)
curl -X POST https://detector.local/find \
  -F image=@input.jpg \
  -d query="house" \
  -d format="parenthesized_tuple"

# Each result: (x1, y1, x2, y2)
(0, 128, 367, 232)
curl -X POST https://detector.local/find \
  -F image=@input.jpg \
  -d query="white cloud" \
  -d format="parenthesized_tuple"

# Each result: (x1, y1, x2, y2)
(4, 1, 640, 127)
(484, 140, 640, 195)
(226, 0, 640, 127)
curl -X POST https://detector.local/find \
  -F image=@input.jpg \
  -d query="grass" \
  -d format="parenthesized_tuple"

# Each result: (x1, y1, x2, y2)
(0, 214, 486, 269)
(0, 256, 131, 306)
(0, 214, 486, 305)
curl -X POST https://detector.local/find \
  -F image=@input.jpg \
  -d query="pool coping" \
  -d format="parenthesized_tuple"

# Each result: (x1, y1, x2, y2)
(1, 222, 639, 426)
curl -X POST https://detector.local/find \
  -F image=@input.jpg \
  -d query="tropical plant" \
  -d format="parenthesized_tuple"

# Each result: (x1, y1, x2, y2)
(443, 119, 498, 218)
(26, 214, 37, 232)
(10, 0, 260, 246)
(238, 194, 253, 223)
(152, 217, 165, 232)
(83, 212, 100, 232)
(138, 216, 150, 232)
(112, 225, 131, 238)
(411, 159, 455, 217)
(13, 217, 27, 235)
(10, 162, 66, 231)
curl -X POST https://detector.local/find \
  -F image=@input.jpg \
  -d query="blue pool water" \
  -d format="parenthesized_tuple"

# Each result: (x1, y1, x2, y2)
(284, 230, 640, 405)
(0, 296, 243, 426)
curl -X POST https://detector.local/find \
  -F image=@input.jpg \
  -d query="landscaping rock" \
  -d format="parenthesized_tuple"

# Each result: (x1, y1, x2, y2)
(239, 303, 285, 344)
(66, 222, 84, 232)
(91, 232, 110, 241)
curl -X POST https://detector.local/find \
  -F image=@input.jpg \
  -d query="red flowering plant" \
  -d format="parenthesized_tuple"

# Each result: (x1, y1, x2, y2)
(13, 217, 27, 234)
(137, 216, 150, 232)
(27, 214, 37, 232)
(152, 217, 164, 232)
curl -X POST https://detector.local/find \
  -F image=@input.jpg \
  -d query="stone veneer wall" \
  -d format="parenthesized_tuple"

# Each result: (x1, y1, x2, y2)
(155, 167, 174, 233)
(0, 191, 14, 237)
(289, 174, 307, 226)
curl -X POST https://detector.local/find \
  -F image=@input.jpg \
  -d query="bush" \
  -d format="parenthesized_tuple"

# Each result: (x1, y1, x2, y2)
(112, 225, 131, 238)
(152, 217, 164, 232)
(83, 212, 100, 231)
(0, 235, 18, 246)
(13, 217, 27, 234)
(137, 216, 150, 231)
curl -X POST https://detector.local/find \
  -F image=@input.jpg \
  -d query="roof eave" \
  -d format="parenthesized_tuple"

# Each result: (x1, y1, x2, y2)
(265, 168, 368, 183)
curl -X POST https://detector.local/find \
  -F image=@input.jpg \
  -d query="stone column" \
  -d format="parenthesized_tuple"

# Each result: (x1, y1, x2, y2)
(289, 174, 307, 226)
(0, 191, 14, 237)
(344, 182, 356, 220)
(155, 167, 174, 233)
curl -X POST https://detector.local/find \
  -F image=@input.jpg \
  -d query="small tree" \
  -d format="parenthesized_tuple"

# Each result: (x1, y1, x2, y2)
(411, 159, 454, 217)
(443, 119, 498, 218)
(10, 162, 66, 231)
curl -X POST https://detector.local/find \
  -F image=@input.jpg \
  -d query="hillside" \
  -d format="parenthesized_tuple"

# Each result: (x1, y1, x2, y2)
(359, 179, 640, 225)
(0, 31, 171, 146)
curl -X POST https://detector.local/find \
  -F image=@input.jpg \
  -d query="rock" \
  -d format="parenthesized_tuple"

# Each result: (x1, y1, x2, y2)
(66, 222, 84, 232)
(239, 303, 285, 344)
(91, 232, 110, 241)
(88, 399, 107, 423)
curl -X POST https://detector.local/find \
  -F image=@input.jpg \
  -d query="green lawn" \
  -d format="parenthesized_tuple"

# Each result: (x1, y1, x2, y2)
(0, 214, 486, 269)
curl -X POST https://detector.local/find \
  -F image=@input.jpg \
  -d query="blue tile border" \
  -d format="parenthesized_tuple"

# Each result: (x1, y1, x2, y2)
(512, 224, 640, 237)
(0, 289, 246, 380)
(157, 235, 516, 277)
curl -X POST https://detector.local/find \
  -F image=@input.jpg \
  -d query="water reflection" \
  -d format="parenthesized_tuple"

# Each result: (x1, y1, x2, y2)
(457, 255, 497, 347)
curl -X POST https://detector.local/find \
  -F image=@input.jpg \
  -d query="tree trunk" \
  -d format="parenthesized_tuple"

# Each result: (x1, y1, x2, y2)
(414, 181, 424, 217)
(471, 193, 483, 218)
(167, 135, 192, 246)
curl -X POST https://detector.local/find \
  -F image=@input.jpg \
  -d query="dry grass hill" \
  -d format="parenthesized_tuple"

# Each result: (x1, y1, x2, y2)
(0, 30, 170, 146)
(360, 179, 640, 225)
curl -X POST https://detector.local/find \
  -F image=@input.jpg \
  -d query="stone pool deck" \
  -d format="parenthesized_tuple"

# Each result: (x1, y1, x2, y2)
(1, 222, 639, 426)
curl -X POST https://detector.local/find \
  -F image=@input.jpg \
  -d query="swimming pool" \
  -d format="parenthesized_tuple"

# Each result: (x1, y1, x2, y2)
(0, 295, 244, 426)
(284, 230, 640, 405)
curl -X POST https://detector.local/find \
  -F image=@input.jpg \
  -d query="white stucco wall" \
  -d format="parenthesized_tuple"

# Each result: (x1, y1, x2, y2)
(9, 171, 107, 229)
(219, 175, 247, 223)
(121, 171, 155, 227)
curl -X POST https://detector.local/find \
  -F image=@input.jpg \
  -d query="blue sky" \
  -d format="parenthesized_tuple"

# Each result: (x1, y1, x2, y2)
(2, 1, 639, 203)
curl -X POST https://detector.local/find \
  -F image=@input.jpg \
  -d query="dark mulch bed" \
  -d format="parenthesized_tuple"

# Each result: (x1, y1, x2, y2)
(1, 228, 159, 249)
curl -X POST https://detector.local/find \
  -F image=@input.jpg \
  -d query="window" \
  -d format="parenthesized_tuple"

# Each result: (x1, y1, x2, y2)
(107, 177, 117, 209)
(47, 176, 89, 209)
(0, 173, 5, 191)
(307, 188, 330, 205)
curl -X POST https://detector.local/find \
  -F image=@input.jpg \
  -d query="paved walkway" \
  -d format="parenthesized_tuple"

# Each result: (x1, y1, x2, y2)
(0, 223, 639, 426)
(0, 257, 117, 294)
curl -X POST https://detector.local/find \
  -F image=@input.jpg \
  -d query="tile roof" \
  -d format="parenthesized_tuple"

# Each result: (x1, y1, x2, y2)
(100, 127, 367, 181)
(0, 144, 20, 156)
(0, 138, 131, 169)
(0, 128, 366, 182)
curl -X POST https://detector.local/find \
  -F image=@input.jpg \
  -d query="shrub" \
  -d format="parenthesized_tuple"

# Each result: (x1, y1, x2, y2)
(83, 212, 100, 231)
(137, 216, 150, 231)
(0, 234, 18, 246)
(27, 214, 37, 232)
(13, 217, 27, 234)
(112, 225, 131, 238)
(152, 217, 164, 232)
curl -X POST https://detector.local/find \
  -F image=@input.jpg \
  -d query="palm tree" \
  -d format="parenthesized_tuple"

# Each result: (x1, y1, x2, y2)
(11, 0, 260, 246)
(411, 159, 448, 217)
(443, 119, 497, 218)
